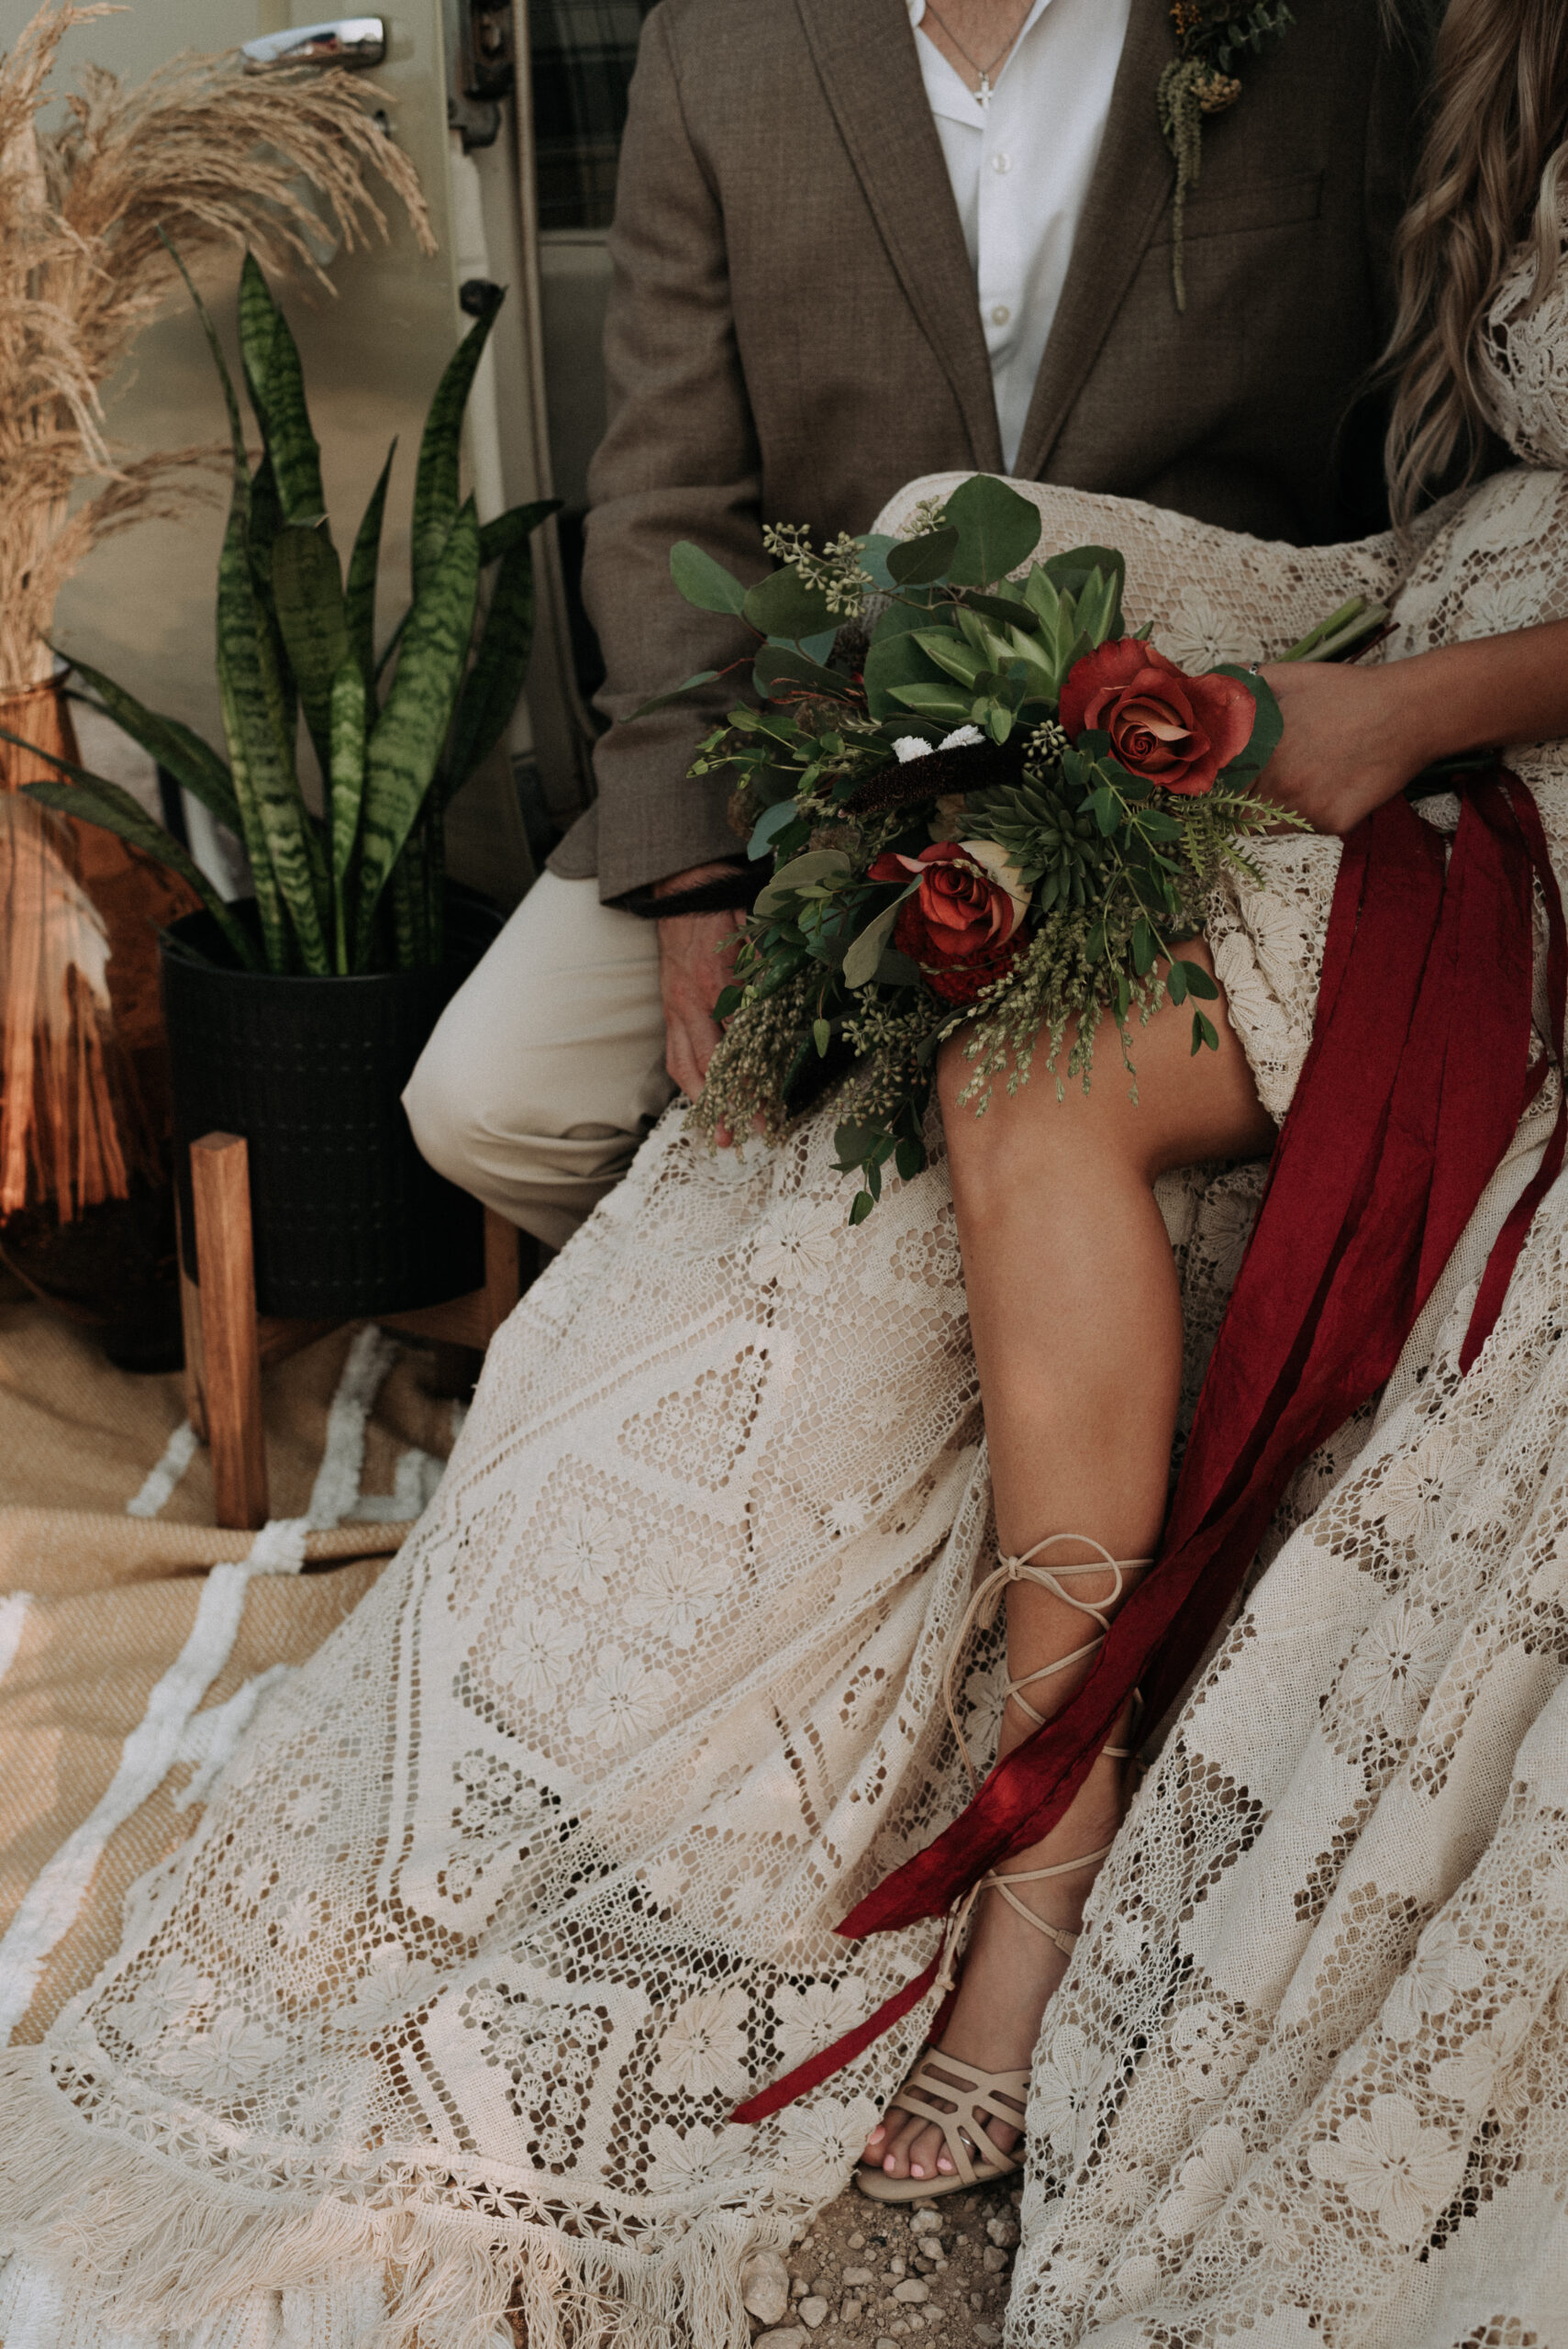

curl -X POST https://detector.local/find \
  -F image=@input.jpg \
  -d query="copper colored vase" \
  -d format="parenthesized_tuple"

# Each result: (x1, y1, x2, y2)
(0, 682, 198, 1364)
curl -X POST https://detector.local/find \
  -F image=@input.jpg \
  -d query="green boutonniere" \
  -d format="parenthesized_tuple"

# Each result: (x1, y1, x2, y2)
(1158, 2, 1296, 311)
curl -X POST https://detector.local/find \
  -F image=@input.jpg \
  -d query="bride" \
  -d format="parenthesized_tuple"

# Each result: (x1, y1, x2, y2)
(3, 2, 1567, 2343)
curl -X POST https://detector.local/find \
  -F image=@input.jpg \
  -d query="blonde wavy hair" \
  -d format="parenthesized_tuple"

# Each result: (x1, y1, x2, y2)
(1385, 0, 1568, 525)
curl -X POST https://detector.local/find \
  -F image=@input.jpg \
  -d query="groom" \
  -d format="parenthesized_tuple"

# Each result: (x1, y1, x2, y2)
(406, 0, 1421, 1250)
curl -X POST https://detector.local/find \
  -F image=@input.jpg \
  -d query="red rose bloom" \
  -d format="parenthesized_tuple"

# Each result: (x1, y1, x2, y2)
(1059, 637, 1256, 796)
(866, 841, 1029, 1006)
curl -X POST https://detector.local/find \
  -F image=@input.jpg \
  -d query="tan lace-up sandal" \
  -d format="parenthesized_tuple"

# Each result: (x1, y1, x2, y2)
(856, 1537, 1151, 2207)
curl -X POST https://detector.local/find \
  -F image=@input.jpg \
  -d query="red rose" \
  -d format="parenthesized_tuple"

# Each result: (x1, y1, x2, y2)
(866, 840, 1029, 1006)
(1059, 637, 1256, 796)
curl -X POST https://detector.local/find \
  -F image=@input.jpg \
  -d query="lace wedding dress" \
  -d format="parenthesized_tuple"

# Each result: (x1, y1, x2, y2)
(2, 206, 1567, 2349)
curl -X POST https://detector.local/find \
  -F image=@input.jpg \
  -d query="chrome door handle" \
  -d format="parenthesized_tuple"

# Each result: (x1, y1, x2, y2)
(241, 17, 386, 72)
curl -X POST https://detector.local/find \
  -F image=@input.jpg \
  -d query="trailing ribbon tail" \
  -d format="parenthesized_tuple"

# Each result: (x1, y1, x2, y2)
(1460, 778, 1568, 1370)
(734, 773, 1567, 2118)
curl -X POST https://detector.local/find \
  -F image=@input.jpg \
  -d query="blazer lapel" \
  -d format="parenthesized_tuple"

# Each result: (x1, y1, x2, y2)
(1012, 0, 1175, 481)
(795, 0, 1003, 472)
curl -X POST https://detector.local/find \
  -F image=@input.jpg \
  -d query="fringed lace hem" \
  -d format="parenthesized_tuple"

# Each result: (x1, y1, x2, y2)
(0, 2047, 772, 2349)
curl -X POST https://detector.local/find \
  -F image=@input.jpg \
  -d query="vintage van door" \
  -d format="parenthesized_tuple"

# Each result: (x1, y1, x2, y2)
(47, 0, 598, 904)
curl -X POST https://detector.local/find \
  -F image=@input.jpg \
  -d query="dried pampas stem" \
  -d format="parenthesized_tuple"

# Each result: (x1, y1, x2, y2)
(0, 0, 437, 694)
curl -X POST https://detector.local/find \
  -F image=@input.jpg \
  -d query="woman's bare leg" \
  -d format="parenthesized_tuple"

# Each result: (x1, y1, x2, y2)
(864, 951, 1274, 2181)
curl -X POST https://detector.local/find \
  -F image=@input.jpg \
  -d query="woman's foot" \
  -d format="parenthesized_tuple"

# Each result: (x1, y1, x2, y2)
(861, 1758, 1123, 2183)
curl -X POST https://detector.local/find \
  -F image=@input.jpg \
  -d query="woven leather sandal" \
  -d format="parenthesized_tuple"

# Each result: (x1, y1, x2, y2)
(856, 1841, 1114, 2203)
(855, 2044, 1030, 2201)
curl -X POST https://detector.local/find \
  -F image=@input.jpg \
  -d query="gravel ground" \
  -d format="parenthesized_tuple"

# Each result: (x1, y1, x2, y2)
(740, 2177, 1023, 2349)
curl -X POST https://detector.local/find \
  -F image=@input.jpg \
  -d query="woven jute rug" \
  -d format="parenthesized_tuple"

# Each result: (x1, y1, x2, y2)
(0, 1270, 453, 2045)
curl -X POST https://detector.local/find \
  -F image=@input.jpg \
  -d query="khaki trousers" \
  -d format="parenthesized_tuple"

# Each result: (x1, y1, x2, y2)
(402, 874, 674, 1252)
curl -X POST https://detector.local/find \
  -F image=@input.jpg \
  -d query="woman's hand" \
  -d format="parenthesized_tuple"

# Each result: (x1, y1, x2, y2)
(1255, 618, 1568, 837)
(1253, 658, 1431, 836)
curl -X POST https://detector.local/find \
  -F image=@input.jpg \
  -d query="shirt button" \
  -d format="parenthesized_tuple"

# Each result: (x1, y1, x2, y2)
(991, 151, 1011, 173)
(991, 304, 1011, 326)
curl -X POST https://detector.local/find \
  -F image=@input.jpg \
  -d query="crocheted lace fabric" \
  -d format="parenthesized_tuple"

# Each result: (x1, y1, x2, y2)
(3, 188, 1567, 2349)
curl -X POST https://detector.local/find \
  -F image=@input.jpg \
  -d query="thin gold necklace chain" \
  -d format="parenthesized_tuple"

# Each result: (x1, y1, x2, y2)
(919, 0, 1033, 101)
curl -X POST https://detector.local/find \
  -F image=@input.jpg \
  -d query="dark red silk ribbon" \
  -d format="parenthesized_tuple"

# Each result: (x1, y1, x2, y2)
(734, 772, 1565, 2126)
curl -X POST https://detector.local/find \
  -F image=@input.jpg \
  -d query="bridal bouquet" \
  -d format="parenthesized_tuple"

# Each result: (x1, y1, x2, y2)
(642, 475, 1379, 1218)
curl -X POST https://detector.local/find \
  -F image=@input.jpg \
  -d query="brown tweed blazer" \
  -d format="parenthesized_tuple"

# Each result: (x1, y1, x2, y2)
(558, 0, 1421, 900)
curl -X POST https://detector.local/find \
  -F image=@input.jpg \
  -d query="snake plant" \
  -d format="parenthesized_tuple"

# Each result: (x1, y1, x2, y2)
(9, 250, 556, 975)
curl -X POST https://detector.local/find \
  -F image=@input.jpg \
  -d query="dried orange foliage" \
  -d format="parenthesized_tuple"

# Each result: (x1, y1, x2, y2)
(0, 1, 436, 693)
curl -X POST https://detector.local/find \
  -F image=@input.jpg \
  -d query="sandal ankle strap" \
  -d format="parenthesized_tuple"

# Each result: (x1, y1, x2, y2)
(979, 1844, 1116, 1956)
(942, 1535, 1153, 1787)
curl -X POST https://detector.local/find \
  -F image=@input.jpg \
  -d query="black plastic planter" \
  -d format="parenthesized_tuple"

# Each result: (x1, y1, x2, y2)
(161, 891, 504, 1320)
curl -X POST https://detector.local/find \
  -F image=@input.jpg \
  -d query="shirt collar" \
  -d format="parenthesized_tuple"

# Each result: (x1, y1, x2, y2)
(906, 0, 1058, 114)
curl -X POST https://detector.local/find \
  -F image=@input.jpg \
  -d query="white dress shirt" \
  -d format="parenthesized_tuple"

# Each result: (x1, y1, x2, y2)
(906, 0, 1133, 470)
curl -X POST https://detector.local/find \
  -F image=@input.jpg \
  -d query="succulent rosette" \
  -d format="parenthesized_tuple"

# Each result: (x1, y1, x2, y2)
(628, 474, 1383, 1219)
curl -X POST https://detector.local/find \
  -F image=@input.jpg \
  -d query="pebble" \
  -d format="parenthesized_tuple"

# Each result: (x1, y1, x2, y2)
(893, 2280, 930, 2305)
(741, 2252, 792, 2328)
(876, 2339, 898, 2349)
(984, 2219, 1019, 2250)
(841, 2301, 864, 2324)
(800, 2299, 828, 2331)
(753, 2332, 806, 2349)
(849, 2232, 867, 2251)
(973, 2330, 1003, 2345)
(982, 2248, 1009, 2275)
(841, 2269, 874, 2289)
(910, 2210, 942, 2233)
(791, 2277, 811, 2299)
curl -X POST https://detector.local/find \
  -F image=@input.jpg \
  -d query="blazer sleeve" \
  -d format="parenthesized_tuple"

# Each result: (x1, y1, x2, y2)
(572, 6, 764, 903)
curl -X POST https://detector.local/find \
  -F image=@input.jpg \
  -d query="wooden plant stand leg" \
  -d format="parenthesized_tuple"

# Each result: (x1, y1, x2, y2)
(190, 1131, 269, 1532)
(174, 1191, 208, 1445)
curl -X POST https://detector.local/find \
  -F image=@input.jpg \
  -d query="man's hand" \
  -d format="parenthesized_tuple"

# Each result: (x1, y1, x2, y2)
(653, 863, 750, 1097)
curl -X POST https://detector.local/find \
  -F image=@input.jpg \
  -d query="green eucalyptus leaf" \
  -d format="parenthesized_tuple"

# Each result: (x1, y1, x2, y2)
(747, 795, 803, 860)
(741, 567, 835, 640)
(864, 609, 945, 718)
(753, 848, 851, 918)
(354, 501, 482, 964)
(886, 526, 959, 586)
(346, 440, 395, 696)
(944, 473, 1042, 587)
(841, 896, 904, 988)
(1210, 663, 1284, 775)
(410, 285, 505, 600)
(1177, 957, 1218, 999)
(670, 540, 749, 617)
(752, 643, 842, 702)
(1131, 915, 1156, 974)
(849, 1189, 875, 1225)
(857, 533, 900, 592)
